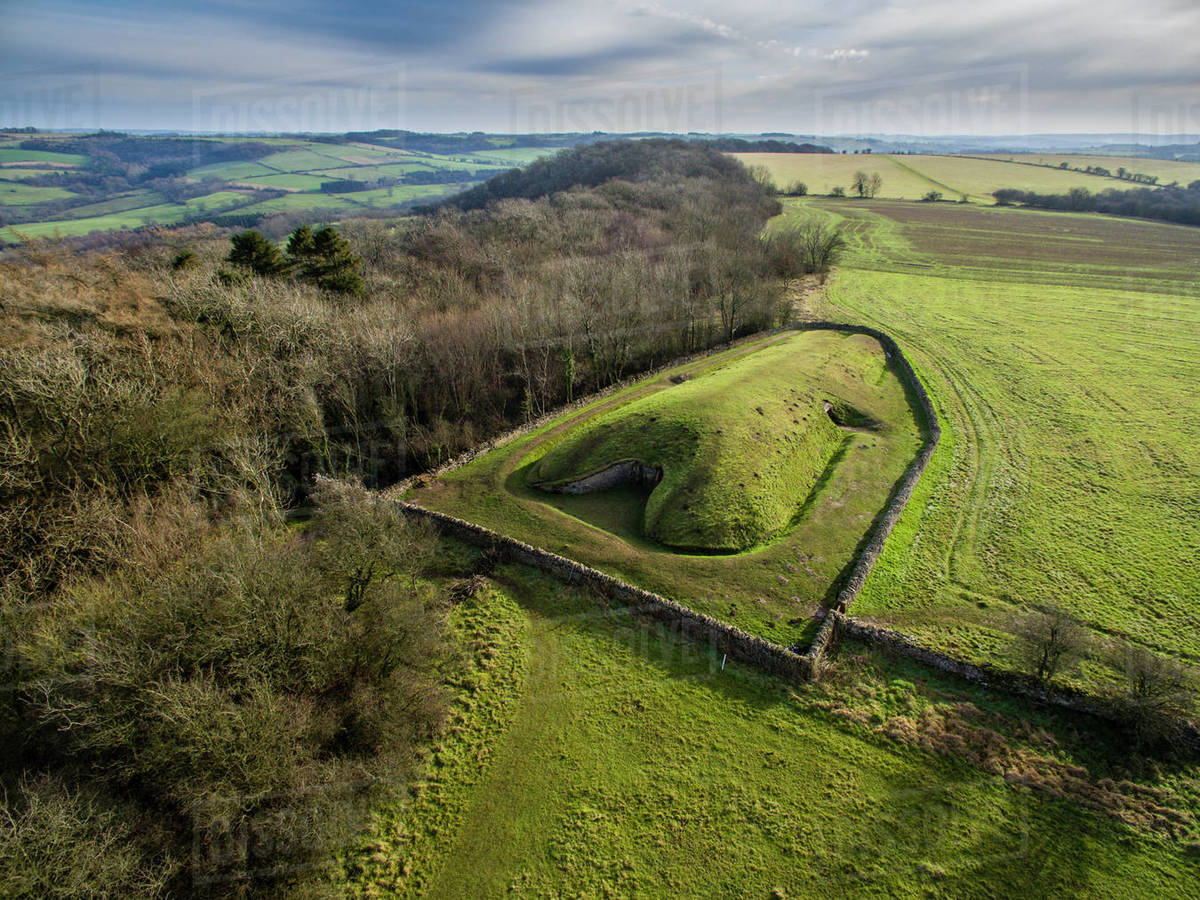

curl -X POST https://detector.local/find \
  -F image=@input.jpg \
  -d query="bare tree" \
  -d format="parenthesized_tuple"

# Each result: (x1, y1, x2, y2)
(799, 224, 847, 283)
(1118, 646, 1197, 749)
(1013, 605, 1088, 683)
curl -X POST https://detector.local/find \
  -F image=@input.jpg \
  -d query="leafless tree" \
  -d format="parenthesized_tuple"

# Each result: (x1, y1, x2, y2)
(1013, 604, 1089, 683)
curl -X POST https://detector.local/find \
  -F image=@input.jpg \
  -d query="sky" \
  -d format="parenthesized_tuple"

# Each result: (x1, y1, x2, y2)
(1, 0, 1197, 137)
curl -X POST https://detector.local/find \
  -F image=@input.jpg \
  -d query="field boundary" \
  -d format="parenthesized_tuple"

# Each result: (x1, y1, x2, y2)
(794, 321, 941, 668)
(835, 614, 1200, 752)
(394, 501, 813, 681)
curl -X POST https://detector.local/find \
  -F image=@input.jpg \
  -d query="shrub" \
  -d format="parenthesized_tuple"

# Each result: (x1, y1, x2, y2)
(9, 490, 448, 888)
(227, 229, 287, 276)
(0, 775, 176, 898)
(1116, 646, 1197, 749)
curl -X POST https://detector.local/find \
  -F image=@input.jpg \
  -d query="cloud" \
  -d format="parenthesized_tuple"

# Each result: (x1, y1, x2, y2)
(0, 0, 1196, 134)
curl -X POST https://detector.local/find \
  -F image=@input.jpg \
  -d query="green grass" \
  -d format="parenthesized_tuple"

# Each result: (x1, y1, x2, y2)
(733, 153, 1142, 202)
(406, 329, 923, 643)
(241, 172, 332, 191)
(42, 191, 164, 219)
(347, 183, 478, 206)
(466, 147, 557, 165)
(0, 148, 86, 165)
(0, 182, 77, 204)
(531, 336, 851, 551)
(255, 148, 352, 172)
(187, 160, 278, 181)
(180, 190, 255, 213)
(0, 167, 68, 180)
(310, 162, 435, 180)
(0, 202, 193, 241)
(225, 193, 362, 216)
(339, 558, 1199, 897)
(774, 197, 1200, 678)
(976, 154, 1200, 186)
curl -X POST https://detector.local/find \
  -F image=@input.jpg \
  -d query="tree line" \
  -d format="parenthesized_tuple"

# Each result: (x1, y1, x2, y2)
(994, 181, 1200, 227)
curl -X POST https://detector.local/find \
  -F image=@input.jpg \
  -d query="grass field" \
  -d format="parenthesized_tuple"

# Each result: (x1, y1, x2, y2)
(976, 154, 1200, 186)
(0, 147, 86, 165)
(189, 160, 278, 180)
(406, 329, 924, 644)
(0, 135, 518, 243)
(241, 172, 332, 191)
(733, 153, 1139, 202)
(771, 198, 1200, 680)
(41, 190, 166, 219)
(0, 167, 66, 180)
(0, 181, 77, 204)
(0, 202, 192, 240)
(339, 556, 1200, 897)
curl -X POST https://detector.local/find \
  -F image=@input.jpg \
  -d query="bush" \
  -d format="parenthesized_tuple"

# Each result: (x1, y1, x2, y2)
(0, 775, 175, 898)
(1116, 646, 1197, 749)
(7, 488, 448, 888)
(227, 230, 287, 276)
(922, 190, 943, 202)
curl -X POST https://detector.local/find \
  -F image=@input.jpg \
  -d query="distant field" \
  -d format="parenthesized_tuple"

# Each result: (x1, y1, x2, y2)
(0, 167, 66, 180)
(733, 153, 1137, 202)
(775, 198, 1200, 678)
(340, 559, 1200, 896)
(0, 133, 546, 243)
(0, 181, 77, 204)
(406, 328, 923, 645)
(349, 183, 468, 205)
(241, 172, 331, 191)
(732, 153, 935, 198)
(229, 192, 361, 216)
(0, 202, 190, 240)
(976, 154, 1200, 185)
(0, 190, 257, 241)
(467, 147, 556, 165)
(43, 191, 166, 219)
(0, 147, 86, 165)
(189, 160, 277, 181)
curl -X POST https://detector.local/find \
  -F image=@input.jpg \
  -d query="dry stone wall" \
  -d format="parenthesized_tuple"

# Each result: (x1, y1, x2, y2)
(395, 501, 813, 682)
(838, 615, 1200, 753)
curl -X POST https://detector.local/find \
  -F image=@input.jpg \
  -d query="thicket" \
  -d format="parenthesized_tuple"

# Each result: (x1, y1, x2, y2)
(0, 140, 791, 891)
(994, 181, 1200, 226)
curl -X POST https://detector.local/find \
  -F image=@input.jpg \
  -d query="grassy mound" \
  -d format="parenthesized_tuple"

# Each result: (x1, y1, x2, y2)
(531, 337, 866, 552)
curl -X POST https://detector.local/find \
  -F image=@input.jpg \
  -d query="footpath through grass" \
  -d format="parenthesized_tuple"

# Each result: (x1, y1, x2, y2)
(340, 555, 1200, 897)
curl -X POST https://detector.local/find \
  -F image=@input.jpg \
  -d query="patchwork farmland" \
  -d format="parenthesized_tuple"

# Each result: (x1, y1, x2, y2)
(0, 131, 552, 243)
